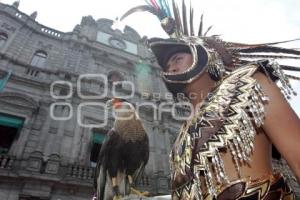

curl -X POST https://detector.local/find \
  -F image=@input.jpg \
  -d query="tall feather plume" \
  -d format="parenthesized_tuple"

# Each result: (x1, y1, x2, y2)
(120, 0, 175, 25)
(227, 38, 300, 49)
(204, 25, 213, 36)
(157, 0, 163, 11)
(163, 0, 172, 17)
(150, 0, 160, 10)
(144, 0, 151, 6)
(182, 0, 189, 35)
(158, 0, 169, 17)
(237, 54, 300, 60)
(198, 14, 203, 36)
(286, 74, 300, 80)
(120, 5, 163, 21)
(172, 0, 183, 36)
(119, 0, 300, 77)
(280, 65, 300, 72)
(227, 38, 300, 73)
(236, 46, 300, 56)
(189, 2, 194, 36)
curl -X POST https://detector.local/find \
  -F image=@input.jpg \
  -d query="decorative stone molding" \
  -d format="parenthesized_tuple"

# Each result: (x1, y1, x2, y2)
(73, 24, 81, 33)
(1, 22, 17, 33)
(26, 151, 43, 172)
(0, 91, 39, 111)
(30, 11, 37, 20)
(96, 18, 141, 42)
(45, 154, 60, 174)
(12, 1, 20, 8)
(81, 15, 97, 27)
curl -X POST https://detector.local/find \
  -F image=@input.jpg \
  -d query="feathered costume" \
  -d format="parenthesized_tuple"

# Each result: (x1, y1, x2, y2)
(94, 99, 149, 200)
(119, 0, 300, 199)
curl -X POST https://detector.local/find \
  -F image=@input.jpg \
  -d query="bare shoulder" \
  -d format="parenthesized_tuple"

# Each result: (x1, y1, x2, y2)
(252, 71, 300, 179)
(252, 71, 299, 133)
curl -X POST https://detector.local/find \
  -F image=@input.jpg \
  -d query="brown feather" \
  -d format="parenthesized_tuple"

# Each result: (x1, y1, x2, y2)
(182, 0, 189, 35)
(114, 104, 147, 142)
(236, 46, 300, 56)
(198, 14, 203, 36)
(204, 37, 234, 67)
(226, 38, 300, 49)
(120, 5, 161, 21)
(204, 25, 213, 36)
(172, 0, 183, 36)
(190, 3, 194, 36)
(286, 74, 300, 80)
(280, 65, 300, 72)
(237, 54, 300, 60)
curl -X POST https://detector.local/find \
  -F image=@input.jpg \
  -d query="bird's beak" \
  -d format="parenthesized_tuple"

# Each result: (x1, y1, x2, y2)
(106, 98, 122, 109)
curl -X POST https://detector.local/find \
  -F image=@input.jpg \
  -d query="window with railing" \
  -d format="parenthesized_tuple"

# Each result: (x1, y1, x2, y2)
(30, 50, 47, 68)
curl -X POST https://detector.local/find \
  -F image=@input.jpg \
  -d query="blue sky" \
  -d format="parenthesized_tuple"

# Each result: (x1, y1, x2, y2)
(1, 0, 300, 116)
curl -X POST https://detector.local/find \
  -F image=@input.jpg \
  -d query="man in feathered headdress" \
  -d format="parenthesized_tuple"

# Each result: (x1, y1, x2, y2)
(120, 0, 300, 199)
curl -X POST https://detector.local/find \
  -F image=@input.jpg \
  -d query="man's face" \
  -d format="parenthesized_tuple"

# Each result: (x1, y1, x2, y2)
(165, 52, 193, 73)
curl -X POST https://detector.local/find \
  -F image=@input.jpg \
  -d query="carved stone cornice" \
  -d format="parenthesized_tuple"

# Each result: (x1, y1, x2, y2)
(0, 91, 39, 110)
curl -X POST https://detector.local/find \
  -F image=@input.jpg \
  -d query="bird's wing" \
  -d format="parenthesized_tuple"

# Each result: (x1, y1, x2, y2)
(133, 134, 150, 184)
(143, 135, 150, 165)
(94, 129, 119, 199)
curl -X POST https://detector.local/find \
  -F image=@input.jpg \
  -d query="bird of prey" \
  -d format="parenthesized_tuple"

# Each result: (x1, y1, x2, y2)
(94, 98, 149, 200)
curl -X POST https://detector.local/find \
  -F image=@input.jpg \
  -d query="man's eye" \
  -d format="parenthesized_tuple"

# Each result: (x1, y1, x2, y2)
(175, 57, 183, 63)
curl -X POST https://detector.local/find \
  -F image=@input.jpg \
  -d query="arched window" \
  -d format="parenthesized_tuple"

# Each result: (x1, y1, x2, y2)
(31, 50, 47, 68)
(0, 32, 8, 48)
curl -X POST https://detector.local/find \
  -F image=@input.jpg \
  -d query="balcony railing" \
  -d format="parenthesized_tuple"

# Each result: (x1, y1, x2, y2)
(0, 154, 15, 169)
(67, 165, 94, 180)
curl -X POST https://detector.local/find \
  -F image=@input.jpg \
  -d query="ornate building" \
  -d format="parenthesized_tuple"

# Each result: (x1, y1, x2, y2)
(0, 2, 299, 200)
(0, 2, 181, 199)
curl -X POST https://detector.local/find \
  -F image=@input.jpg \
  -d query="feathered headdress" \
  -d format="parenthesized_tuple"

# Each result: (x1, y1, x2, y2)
(120, 0, 300, 97)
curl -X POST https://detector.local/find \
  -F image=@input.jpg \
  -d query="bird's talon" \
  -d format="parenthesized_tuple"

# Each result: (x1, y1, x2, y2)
(130, 187, 150, 197)
(113, 194, 122, 200)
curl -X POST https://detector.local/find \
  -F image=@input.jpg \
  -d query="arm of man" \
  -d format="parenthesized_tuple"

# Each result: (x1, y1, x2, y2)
(253, 72, 300, 180)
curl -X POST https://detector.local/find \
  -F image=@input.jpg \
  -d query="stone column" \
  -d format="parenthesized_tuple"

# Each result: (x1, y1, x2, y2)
(164, 127, 172, 153)
(51, 105, 69, 155)
(78, 127, 90, 165)
(70, 103, 84, 164)
(151, 121, 161, 173)
(10, 119, 32, 159)
(37, 106, 52, 154)
(163, 127, 171, 172)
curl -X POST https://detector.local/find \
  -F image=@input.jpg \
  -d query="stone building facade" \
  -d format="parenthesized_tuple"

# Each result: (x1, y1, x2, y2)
(0, 2, 299, 200)
(0, 2, 181, 200)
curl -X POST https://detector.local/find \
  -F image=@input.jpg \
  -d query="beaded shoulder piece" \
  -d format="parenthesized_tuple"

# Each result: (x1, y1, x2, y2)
(170, 62, 296, 199)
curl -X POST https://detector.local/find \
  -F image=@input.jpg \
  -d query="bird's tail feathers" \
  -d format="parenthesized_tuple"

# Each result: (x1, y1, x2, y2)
(97, 165, 107, 200)
(133, 162, 147, 185)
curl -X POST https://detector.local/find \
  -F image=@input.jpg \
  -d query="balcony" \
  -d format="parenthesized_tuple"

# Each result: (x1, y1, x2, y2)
(0, 153, 15, 169)
(66, 164, 94, 180)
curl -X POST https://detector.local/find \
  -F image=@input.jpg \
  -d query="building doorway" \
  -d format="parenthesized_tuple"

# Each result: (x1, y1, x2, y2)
(90, 131, 107, 167)
(0, 113, 24, 154)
